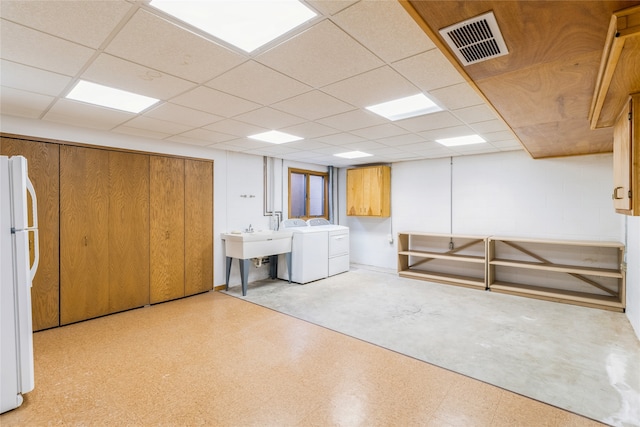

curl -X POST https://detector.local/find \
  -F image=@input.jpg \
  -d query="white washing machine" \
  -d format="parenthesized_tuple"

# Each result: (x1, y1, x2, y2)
(277, 219, 329, 284)
(307, 219, 350, 276)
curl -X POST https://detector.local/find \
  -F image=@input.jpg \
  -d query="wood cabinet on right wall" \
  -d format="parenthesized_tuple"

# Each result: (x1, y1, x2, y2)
(613, 93, 640, 215)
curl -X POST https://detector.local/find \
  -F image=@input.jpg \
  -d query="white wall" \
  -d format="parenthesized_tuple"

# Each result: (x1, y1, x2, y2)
(624, 216, 640, 337)
(2, 116, 637, 339)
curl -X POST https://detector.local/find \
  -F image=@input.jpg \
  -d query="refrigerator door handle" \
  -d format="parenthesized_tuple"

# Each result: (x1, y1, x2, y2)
(25, 176, 38, 229)
(29, 229, 39, 283)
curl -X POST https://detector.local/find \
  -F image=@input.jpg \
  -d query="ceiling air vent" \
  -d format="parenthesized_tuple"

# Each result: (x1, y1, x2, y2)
(439, 11, 508, 66)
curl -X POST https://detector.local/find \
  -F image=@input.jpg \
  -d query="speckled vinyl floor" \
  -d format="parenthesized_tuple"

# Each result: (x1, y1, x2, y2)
(0, 284, 613, 426)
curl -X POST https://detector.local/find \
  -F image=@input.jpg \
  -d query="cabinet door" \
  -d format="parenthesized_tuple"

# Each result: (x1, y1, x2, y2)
(613, 97, 632, 212)
(346, 168, 363, 216)
(150, 156, 185, 303)
(185, 159, 213, 296)
(109, 151, 150, 312)
(0, 137, 60, 331)
(60, 145, 109, 325)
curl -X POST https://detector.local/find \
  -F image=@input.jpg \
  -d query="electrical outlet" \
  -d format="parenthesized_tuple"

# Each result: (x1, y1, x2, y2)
(387, 234, 394, 244)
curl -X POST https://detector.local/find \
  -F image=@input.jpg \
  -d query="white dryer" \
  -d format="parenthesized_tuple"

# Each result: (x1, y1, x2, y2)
(278, 219, 329, 284)
(307, 219, 350, 276)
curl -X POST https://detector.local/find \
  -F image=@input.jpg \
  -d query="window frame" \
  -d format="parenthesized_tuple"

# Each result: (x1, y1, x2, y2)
(287, 167, 329, 220)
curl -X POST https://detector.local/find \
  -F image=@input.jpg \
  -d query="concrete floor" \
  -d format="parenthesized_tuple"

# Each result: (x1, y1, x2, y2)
(224, 265, 640, 427)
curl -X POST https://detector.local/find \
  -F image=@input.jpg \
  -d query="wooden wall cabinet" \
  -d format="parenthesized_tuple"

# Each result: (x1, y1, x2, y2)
(1, 137, 60, 331)
(612, 93, 640, 215)
(347, 165, 390, 217)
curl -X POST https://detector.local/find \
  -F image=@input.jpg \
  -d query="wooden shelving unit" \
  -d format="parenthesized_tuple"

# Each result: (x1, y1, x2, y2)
(488, 237, 625, 312)
(397, 232, 487, 290)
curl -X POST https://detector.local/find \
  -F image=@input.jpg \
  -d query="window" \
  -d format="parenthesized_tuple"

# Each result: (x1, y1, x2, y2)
(288, 168, 328, 220)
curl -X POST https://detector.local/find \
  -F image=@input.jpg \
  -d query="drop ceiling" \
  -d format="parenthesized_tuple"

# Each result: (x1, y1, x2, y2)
(1, 0, 573, 167)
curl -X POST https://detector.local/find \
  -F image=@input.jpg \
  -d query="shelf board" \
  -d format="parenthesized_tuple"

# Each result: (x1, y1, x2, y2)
(489, 236, 624, 248)
(490, 258, 623, 278)
(489, 281, 624, 311)
(399, 269, 486, 289)
(399, 231, 488, 240)
(399, 250, 485, 264)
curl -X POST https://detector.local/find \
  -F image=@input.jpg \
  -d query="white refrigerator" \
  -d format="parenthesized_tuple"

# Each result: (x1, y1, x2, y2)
(0, 155, 39, 414)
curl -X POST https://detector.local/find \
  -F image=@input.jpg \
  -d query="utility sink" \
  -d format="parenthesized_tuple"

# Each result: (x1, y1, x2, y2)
(222, 230, 293, 259)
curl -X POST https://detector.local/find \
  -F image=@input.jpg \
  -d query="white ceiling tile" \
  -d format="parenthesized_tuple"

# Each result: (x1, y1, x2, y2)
(167, 134, 220, 147)
(280, 122, 339, 139)
(256, 20, 383, 88)
(206, 61, 310, 105)
(397, 141, 443, 152)
(450, 145, 500, 155)
(305, 1, 358, 16)
(117, 116, 192, 135)
(1, 19, 95, 76)
(82, 54, 196, 100)
(315, 133, 366, 145)
(0, 86, 54, 119)
(419, 125, 478, 141)
(105, 9, 246, 83)
(323, 66, 419, 108)
(223, 138, 271, 150)
(272, 90, 354, 120)
(203, 119, 267, 137)
(246, 145, 301, 156)
(470, 119, 510, 133)
(0, 0, 132, 49)
(171, 86, 260, 117)
(112, 126, 171, 140)
(492, 139, 523, 150)
(177, 128, 236, 144)
(392, 49, 465, 92)
(286, 139, 333, 150)
(1, 60, 71, 97)
(365, 146, 406, 156)
(395, 111, 463, 133)
(351, 123, 408, 140)
(429, 83, 485, 110)
(343, 140, 387, 151)
(43, 99, 133, 130)
(453, 104, 500, 124)
(376, 133, 426, 146)
(332, 0, 435, 63)
(144, 103, 224, 128)
(233, 107, 306, 129)
(482, 130, 518, 142)
(316, 109, 386, 131)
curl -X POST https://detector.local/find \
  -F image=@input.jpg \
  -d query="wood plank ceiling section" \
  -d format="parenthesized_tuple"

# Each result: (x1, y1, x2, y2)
(403, 0, 640, 159)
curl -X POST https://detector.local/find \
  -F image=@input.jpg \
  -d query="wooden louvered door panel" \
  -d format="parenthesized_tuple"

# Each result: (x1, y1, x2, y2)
(0, 137, 60, 331)
(109, 151, 150, 312)
(185, 159, 213, 296)
(60, 145, 110, 325)
(150, 156, 185, 304)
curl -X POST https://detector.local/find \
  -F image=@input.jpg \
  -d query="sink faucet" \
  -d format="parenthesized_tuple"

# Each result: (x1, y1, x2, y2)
(245, 224, 253, 232)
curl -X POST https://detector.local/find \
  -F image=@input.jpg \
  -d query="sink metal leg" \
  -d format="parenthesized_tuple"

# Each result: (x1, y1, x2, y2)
(239, 259, 250, 296)
(225, 256, 233, 291)
(285, 252, 292, 283)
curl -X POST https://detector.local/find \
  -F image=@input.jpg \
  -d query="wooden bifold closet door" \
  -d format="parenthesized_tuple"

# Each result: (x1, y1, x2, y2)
(60, 145, 110, 325)
(1, 137, 60, 331)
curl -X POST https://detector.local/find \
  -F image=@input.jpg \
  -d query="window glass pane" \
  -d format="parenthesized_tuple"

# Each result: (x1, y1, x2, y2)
(290, 172, 306, 217)
(309, 174, 325, 216)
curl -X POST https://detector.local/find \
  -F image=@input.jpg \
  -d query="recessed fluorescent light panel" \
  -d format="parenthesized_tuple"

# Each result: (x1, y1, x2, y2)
(148, 0, 317, 53)
(436, 135, 486, 147)
(366, 93, 442, 121)
(248, 130, 302, 144)
(334, 151, 373, 159)
(66, 80, 159, 113)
